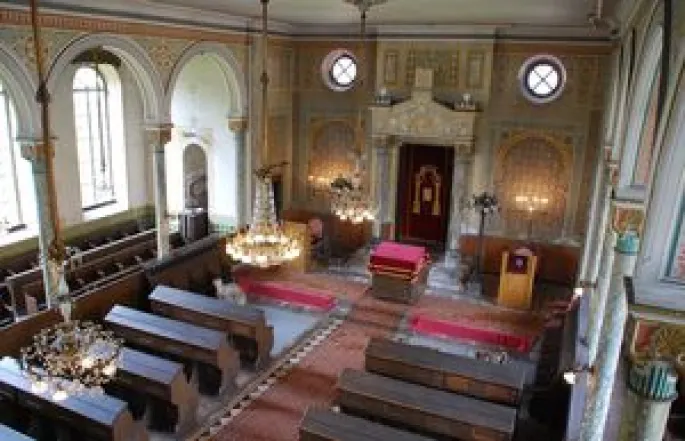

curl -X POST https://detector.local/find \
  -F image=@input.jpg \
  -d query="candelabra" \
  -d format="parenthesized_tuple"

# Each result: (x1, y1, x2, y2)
(468, 192, 499, 294)
(514, 194, 549, 240)
(330, 176, 375, 224)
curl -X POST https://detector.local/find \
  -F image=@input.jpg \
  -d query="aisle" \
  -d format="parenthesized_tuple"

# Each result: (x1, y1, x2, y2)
(209, 285, 407, 441)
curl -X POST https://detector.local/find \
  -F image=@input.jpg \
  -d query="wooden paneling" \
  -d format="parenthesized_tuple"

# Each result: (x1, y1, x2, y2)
(460, 234, 580, 286)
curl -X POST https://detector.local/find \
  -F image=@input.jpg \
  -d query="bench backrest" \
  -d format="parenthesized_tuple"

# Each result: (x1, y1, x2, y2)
(144, 234, 230, 295)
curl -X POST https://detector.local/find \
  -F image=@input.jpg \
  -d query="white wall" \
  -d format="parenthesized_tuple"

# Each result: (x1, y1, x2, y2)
(169, 54, 237, 226)
(49, 62, 152, 227)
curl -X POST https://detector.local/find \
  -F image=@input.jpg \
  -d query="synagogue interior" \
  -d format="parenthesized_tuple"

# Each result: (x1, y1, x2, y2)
(0, 0, 683, 440)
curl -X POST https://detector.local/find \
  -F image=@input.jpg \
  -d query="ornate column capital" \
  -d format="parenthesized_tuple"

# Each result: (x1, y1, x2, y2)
(610, 199, 645, 242)
(17, 136, 55, 162)
(453, 142, 474, 158)
(145, 123, 174, 148)
(228, 117, 248, 133)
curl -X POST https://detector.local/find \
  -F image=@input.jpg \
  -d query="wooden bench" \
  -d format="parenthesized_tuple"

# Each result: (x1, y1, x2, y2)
(0, 424, 35, 441)
(104, 306, 239, 395)
(109, 348, 198, 432)
(7, 232, 157, 316)
(149, 285, 273, 366)
(365, 338, 529, 406)
(144, 234, 231, 297)
(0, 357, 147, 441)
(300, 408, 433, 441)
(336, 368, 517, 441)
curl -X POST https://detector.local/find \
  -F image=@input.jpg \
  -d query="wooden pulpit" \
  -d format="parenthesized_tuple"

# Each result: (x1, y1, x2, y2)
(497, 249, 537, 310)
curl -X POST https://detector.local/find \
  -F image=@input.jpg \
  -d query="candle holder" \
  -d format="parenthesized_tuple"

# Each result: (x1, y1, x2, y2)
(467, 192, 499, 295)
(514, 194, 549, 240)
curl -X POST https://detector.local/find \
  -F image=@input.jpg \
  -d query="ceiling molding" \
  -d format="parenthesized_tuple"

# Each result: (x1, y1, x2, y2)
(0, 0, 614, 42)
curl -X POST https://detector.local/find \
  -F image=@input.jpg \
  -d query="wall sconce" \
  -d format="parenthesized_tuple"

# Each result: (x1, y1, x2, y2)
(563, 365, 594, 385)
(307, 175, 333, 196)
(514, 194, 549, 240)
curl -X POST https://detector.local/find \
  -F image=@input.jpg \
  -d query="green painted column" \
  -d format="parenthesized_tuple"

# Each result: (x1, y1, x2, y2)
(619, 360, 678, 440)
(18, 137, 59, 313)
(146, 124, 173, 259)
(581, 229, 640, 441)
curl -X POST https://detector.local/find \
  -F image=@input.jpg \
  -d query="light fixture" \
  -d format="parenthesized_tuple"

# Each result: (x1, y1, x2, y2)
(225, 0, 300, 268)
(20, 264, 123, 401)
(330, 0, 378, 224)
(562, 365, 594, 385)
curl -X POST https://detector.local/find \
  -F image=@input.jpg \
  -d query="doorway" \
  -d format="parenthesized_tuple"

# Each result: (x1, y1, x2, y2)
(395, 143, 454, 246)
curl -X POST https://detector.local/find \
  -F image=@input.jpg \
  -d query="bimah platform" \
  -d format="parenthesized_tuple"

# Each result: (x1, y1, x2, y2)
(368, 241, 430, 304)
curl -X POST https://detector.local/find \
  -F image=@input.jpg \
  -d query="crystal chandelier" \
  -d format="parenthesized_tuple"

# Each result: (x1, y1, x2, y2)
(226, 0, 300, 268)
(20, 262, 123, 401)
(226, 164, 300, 267)
(330, 0, 377, 224)
(331, 174, 375, 224)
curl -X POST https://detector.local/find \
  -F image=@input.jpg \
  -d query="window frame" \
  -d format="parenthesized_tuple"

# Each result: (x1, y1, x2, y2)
(0, 81, 25, 231)
(72, 64, 117, 211)
(321, 49, 358, 92)
(518, 55, 567, 105)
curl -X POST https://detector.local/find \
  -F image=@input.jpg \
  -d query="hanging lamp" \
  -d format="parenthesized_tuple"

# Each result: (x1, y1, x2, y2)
(226, 0, 300, 268)
(331, 1, 380, 224)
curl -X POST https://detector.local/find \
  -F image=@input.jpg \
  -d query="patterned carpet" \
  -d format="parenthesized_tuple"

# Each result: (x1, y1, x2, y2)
(207, 271, 541, 441)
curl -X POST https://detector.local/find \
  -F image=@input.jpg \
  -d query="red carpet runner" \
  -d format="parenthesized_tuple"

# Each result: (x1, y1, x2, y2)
(210, 283, 407, 441)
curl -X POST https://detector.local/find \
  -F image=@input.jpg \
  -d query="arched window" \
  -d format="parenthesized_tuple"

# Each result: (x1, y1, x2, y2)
(73, 65, 116, 210)
(0, 80, 22, 229)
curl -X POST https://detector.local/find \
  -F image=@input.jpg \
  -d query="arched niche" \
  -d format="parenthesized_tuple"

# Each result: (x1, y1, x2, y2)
(165, 42, 246, 117)
(168, 51, 240, 227)
(183, 143, 208, 211)
(46, 34, 164, 123)
(494, 131, 573, 240)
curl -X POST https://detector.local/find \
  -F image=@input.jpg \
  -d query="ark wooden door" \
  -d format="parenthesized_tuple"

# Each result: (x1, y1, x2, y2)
(396, 144, 454, 245)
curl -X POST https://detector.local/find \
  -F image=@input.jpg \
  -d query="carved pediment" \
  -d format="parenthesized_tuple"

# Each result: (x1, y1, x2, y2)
(370, 69, 478, 150)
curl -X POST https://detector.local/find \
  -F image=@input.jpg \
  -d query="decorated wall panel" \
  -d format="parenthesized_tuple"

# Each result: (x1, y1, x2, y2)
(307, 119, 356, 197)
(494, 130, 574, 240)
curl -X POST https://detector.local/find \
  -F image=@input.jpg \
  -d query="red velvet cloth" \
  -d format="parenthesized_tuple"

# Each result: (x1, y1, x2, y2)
(369, 242, 429, 272)
(409, 313, 534, 352)
(238, 278, 336, 311)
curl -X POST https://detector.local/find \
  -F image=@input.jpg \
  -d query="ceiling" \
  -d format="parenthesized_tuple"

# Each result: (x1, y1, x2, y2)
(143, 0, 619, 27)
(9, 0, 625, 38)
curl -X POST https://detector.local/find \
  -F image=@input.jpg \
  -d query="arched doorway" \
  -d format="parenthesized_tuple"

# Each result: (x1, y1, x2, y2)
(183, 143, 208, 210)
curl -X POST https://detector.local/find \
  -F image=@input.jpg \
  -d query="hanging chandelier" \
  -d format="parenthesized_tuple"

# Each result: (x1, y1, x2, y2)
(331, 175, 375, 224)
(226, 0, 300, 268)
(18, 0, 123, 402)
(226, 163, 300, 267)
(20, 263, 122, 401)
(331, 0, 377, 224)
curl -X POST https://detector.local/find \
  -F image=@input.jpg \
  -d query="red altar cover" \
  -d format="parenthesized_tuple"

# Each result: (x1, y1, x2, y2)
(368, 242, 429, 279)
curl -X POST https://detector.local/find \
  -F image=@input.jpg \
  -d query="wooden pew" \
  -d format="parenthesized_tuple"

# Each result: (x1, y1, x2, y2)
(365, 338, 530, 406)
(0, 424, 35, 441)
(144, 234, 231, 297)
(0, 357, 147, 441)
(300, 408, 433, 441)
(110, 348, 198, 432)
(104, 306, 239, 395)
(149, 285, 273, 366)
(7, 232, 157, 316)
(336, 369, 517, 441)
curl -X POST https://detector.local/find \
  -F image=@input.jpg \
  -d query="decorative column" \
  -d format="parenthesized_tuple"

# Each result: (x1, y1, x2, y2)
(18, 137, 60, 312)
(619, 360, 678, 441)
(146, 124, 173, 259)
(587, 207, 618, 365)
(581, 205, 644, 441)
(447, 144, 470, 257)
(229, 117, 249, 227)
(372, 137, 391, 240)
(588, 160, 619, 283)
(578, 147, 611, 280)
